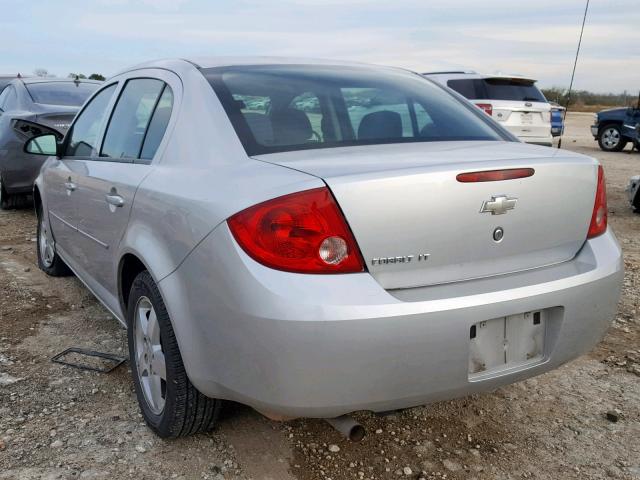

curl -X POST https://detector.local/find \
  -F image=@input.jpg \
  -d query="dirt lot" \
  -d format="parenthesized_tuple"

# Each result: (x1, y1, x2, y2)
(1, 112, 639, 480)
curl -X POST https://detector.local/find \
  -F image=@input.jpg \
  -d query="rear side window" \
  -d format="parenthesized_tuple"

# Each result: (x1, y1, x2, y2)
(447, 78, 546, 102)
(101, 79, 165, 160)
(204, 65, 506, 156)
(25, 82, 98, 107)
(66, 84, 117, 157)
(140, 86, 174, 160)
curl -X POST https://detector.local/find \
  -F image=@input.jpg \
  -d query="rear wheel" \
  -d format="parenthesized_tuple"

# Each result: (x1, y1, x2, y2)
(127, 271, 221, 438)
(0, 176, 12, 210)
(0, 176, 30, 210)
(36, 203, 71, 276)
(598, 125, 627, 152)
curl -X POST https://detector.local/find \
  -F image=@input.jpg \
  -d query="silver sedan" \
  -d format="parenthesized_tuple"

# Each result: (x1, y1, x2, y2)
(25, 57, 623, 438)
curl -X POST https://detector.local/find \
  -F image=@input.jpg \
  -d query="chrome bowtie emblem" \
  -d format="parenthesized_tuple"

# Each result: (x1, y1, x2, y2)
(480, 195, 518, 215)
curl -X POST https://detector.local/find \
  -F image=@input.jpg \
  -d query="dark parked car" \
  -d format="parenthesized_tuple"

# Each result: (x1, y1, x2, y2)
(591, 106, 640, 152)
(0, 77, 100, 208)
(0, 74, 24, 94)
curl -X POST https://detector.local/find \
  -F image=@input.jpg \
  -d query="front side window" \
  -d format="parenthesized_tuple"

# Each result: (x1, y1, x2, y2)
(25, 82, 99, 107)
(204, 65, 506, 156)
(101, 79, 164, 160)
(65, 84, 117, 157)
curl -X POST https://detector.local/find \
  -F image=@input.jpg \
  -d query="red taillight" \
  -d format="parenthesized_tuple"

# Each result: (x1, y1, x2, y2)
(457, 168, 535, 183)
(587, 165, 607, 238)
(227, 187, 365, 274)
(476, 103, 493, 116)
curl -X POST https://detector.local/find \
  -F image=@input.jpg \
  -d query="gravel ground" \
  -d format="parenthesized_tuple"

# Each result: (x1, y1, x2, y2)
(0, 112, 638, 480)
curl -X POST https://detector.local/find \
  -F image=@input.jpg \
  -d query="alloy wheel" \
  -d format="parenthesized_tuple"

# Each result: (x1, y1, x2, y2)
(602, 127, 621, 149)
(134, 296, 167, 415)
(38, 213, 55, 268)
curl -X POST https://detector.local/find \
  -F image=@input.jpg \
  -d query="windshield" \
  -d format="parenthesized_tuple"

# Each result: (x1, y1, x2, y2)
(25, 82, 99, 107)
(447, 78, 546, 102)
(203, 65, 507, 156)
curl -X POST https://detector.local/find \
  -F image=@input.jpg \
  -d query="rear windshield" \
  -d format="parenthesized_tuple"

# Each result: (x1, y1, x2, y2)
(25, 82, 99, 107)
(203, 65, 507, 156)
(0, 79, 12, 93)
(447, 78, 546, 102)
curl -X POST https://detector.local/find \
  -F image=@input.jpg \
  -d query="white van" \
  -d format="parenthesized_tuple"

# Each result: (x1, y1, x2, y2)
(424, 71, 552, 146)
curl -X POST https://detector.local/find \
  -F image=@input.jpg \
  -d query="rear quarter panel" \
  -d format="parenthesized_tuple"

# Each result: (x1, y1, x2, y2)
(0, 112, 49, 192)
(119, 64, 321, 283)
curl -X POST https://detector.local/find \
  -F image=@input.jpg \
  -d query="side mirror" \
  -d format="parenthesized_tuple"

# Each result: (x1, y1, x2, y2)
(24, 133, 59, 156)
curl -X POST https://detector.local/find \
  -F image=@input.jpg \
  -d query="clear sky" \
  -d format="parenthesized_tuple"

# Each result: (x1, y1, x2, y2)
(1, 0, 638, 93)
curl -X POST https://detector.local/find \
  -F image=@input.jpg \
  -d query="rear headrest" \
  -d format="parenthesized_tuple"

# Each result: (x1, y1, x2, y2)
(243, 112, 274, 145)
(270, 108, 313, 145)
(358, 111, 403, 140)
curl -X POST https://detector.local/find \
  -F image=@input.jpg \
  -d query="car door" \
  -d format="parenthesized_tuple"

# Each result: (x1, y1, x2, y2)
(45, 83, 118, 258)
(71, 71, 178, 303)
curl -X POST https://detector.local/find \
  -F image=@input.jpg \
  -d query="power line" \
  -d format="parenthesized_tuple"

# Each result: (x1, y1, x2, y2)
(558, 0, 590, 149)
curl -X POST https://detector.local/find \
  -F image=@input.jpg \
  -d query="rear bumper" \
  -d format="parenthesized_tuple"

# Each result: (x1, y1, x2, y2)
(159, 226, 623, 418)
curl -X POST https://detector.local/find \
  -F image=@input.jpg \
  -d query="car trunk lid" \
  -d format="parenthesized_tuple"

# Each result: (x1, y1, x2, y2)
(35, 106, 79, 135)
(256, 141, 597, 289)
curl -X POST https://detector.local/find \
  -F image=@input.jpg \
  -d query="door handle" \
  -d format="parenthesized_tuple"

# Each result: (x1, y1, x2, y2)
(64, 181, 77, 192)
(105, 194, 124, 208)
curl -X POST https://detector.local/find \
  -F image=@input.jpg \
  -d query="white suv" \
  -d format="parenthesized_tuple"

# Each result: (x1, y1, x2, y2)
(424, 71, 552, 146)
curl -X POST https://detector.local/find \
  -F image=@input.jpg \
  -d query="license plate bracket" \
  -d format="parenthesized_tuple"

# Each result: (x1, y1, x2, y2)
(469, 311, 545, 377)
(521, 112, 534, 124)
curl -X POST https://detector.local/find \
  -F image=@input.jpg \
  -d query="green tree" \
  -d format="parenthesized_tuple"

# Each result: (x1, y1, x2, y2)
(88, 73, 106, 81)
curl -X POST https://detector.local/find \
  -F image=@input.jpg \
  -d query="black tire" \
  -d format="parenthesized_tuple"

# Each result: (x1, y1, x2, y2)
(127, 271, 221, 438)
(598, 124, 627, 152)
(36, 203, 71, 276)
(0, 175, 13, 210)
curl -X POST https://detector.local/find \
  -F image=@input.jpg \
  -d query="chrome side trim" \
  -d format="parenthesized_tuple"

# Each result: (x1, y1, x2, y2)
(77, 227, 109, 249)
(49, 211, 76, 231)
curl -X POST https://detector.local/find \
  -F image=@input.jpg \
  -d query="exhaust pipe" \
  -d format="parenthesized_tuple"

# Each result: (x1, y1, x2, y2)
(325, 415, 366, 442)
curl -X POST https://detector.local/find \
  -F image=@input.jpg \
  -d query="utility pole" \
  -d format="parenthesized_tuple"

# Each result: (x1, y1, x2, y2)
(558, 0, 590, 149)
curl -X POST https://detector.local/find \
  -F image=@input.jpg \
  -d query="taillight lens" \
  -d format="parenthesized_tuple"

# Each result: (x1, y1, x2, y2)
(476, 103, 493, 116)
(227, 187, 365, 274)
(587, 165, 607, 239)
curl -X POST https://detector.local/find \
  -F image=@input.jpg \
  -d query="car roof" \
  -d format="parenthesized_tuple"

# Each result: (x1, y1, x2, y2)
(116, 56, 411, 77)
